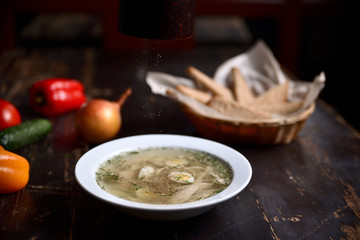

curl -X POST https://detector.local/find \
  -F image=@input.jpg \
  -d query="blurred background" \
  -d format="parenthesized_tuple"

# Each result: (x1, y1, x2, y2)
(1, 0, 358, 130)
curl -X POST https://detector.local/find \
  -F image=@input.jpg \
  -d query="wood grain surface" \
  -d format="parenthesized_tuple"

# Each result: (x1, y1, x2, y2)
(0, 46, 359, 240)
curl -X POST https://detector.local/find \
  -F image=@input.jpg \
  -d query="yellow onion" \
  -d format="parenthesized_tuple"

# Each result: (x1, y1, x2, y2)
(74, 88, 132, 144)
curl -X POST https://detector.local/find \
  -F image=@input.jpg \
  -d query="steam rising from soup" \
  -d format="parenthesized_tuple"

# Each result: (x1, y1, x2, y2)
(96, 148, 233, 204)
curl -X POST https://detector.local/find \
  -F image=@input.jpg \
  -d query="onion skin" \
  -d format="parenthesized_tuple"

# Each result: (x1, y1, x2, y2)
(74, 88, 132, 144)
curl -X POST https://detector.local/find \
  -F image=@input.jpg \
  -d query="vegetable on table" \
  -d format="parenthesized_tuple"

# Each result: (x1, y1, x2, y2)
(74, 87, 132, 144)
(0, 99, 21, 131)
(0, 118, 52, 151)
(29, 78, 87, 117)
(0, 146, 29, 194)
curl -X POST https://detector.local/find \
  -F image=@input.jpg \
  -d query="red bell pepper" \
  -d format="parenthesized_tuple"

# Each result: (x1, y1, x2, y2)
(29, 78, 87, 117)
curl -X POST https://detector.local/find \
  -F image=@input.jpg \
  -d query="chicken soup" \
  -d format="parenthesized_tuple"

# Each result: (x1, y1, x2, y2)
(96, 147, 232, 204)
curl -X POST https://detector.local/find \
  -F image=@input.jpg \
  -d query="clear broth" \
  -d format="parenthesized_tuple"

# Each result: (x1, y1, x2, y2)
(96, 147, 232, 204)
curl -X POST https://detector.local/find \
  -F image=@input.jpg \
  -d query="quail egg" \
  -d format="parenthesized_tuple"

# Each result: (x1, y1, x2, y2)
(168, 171, 194, 184)
(165, 158, 189, 167)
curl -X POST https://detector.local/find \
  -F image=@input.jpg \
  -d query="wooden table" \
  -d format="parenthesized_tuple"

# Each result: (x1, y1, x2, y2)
(0, 44, 359, 239)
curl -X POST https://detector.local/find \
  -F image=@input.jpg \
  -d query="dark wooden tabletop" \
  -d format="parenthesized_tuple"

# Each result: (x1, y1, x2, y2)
(0, 44, 359, 240)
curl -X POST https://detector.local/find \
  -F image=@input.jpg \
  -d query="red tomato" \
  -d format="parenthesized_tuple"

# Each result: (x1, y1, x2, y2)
(0, 99, 22, 131)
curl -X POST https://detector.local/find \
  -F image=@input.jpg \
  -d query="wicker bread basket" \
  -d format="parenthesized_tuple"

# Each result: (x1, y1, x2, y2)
(182, 103, 315, 145)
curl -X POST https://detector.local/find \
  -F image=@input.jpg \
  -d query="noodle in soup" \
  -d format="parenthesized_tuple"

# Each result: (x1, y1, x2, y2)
(96, 147, 232, 204)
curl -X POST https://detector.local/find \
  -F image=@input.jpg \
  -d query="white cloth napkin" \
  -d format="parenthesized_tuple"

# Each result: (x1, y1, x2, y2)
(146, 40, 325, 121)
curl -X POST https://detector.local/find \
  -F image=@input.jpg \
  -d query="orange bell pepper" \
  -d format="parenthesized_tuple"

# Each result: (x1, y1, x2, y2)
(0, 146, 30, 193)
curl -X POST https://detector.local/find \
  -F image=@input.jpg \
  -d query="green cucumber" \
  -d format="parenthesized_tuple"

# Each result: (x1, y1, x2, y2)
(0, 118, 52, 151)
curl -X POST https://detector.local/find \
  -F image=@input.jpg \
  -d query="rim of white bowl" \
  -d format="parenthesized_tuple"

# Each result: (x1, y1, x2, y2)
(75, 134, 252, 211)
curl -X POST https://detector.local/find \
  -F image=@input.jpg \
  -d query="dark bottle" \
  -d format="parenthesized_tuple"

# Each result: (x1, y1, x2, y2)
(118, 0, 195, 40)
